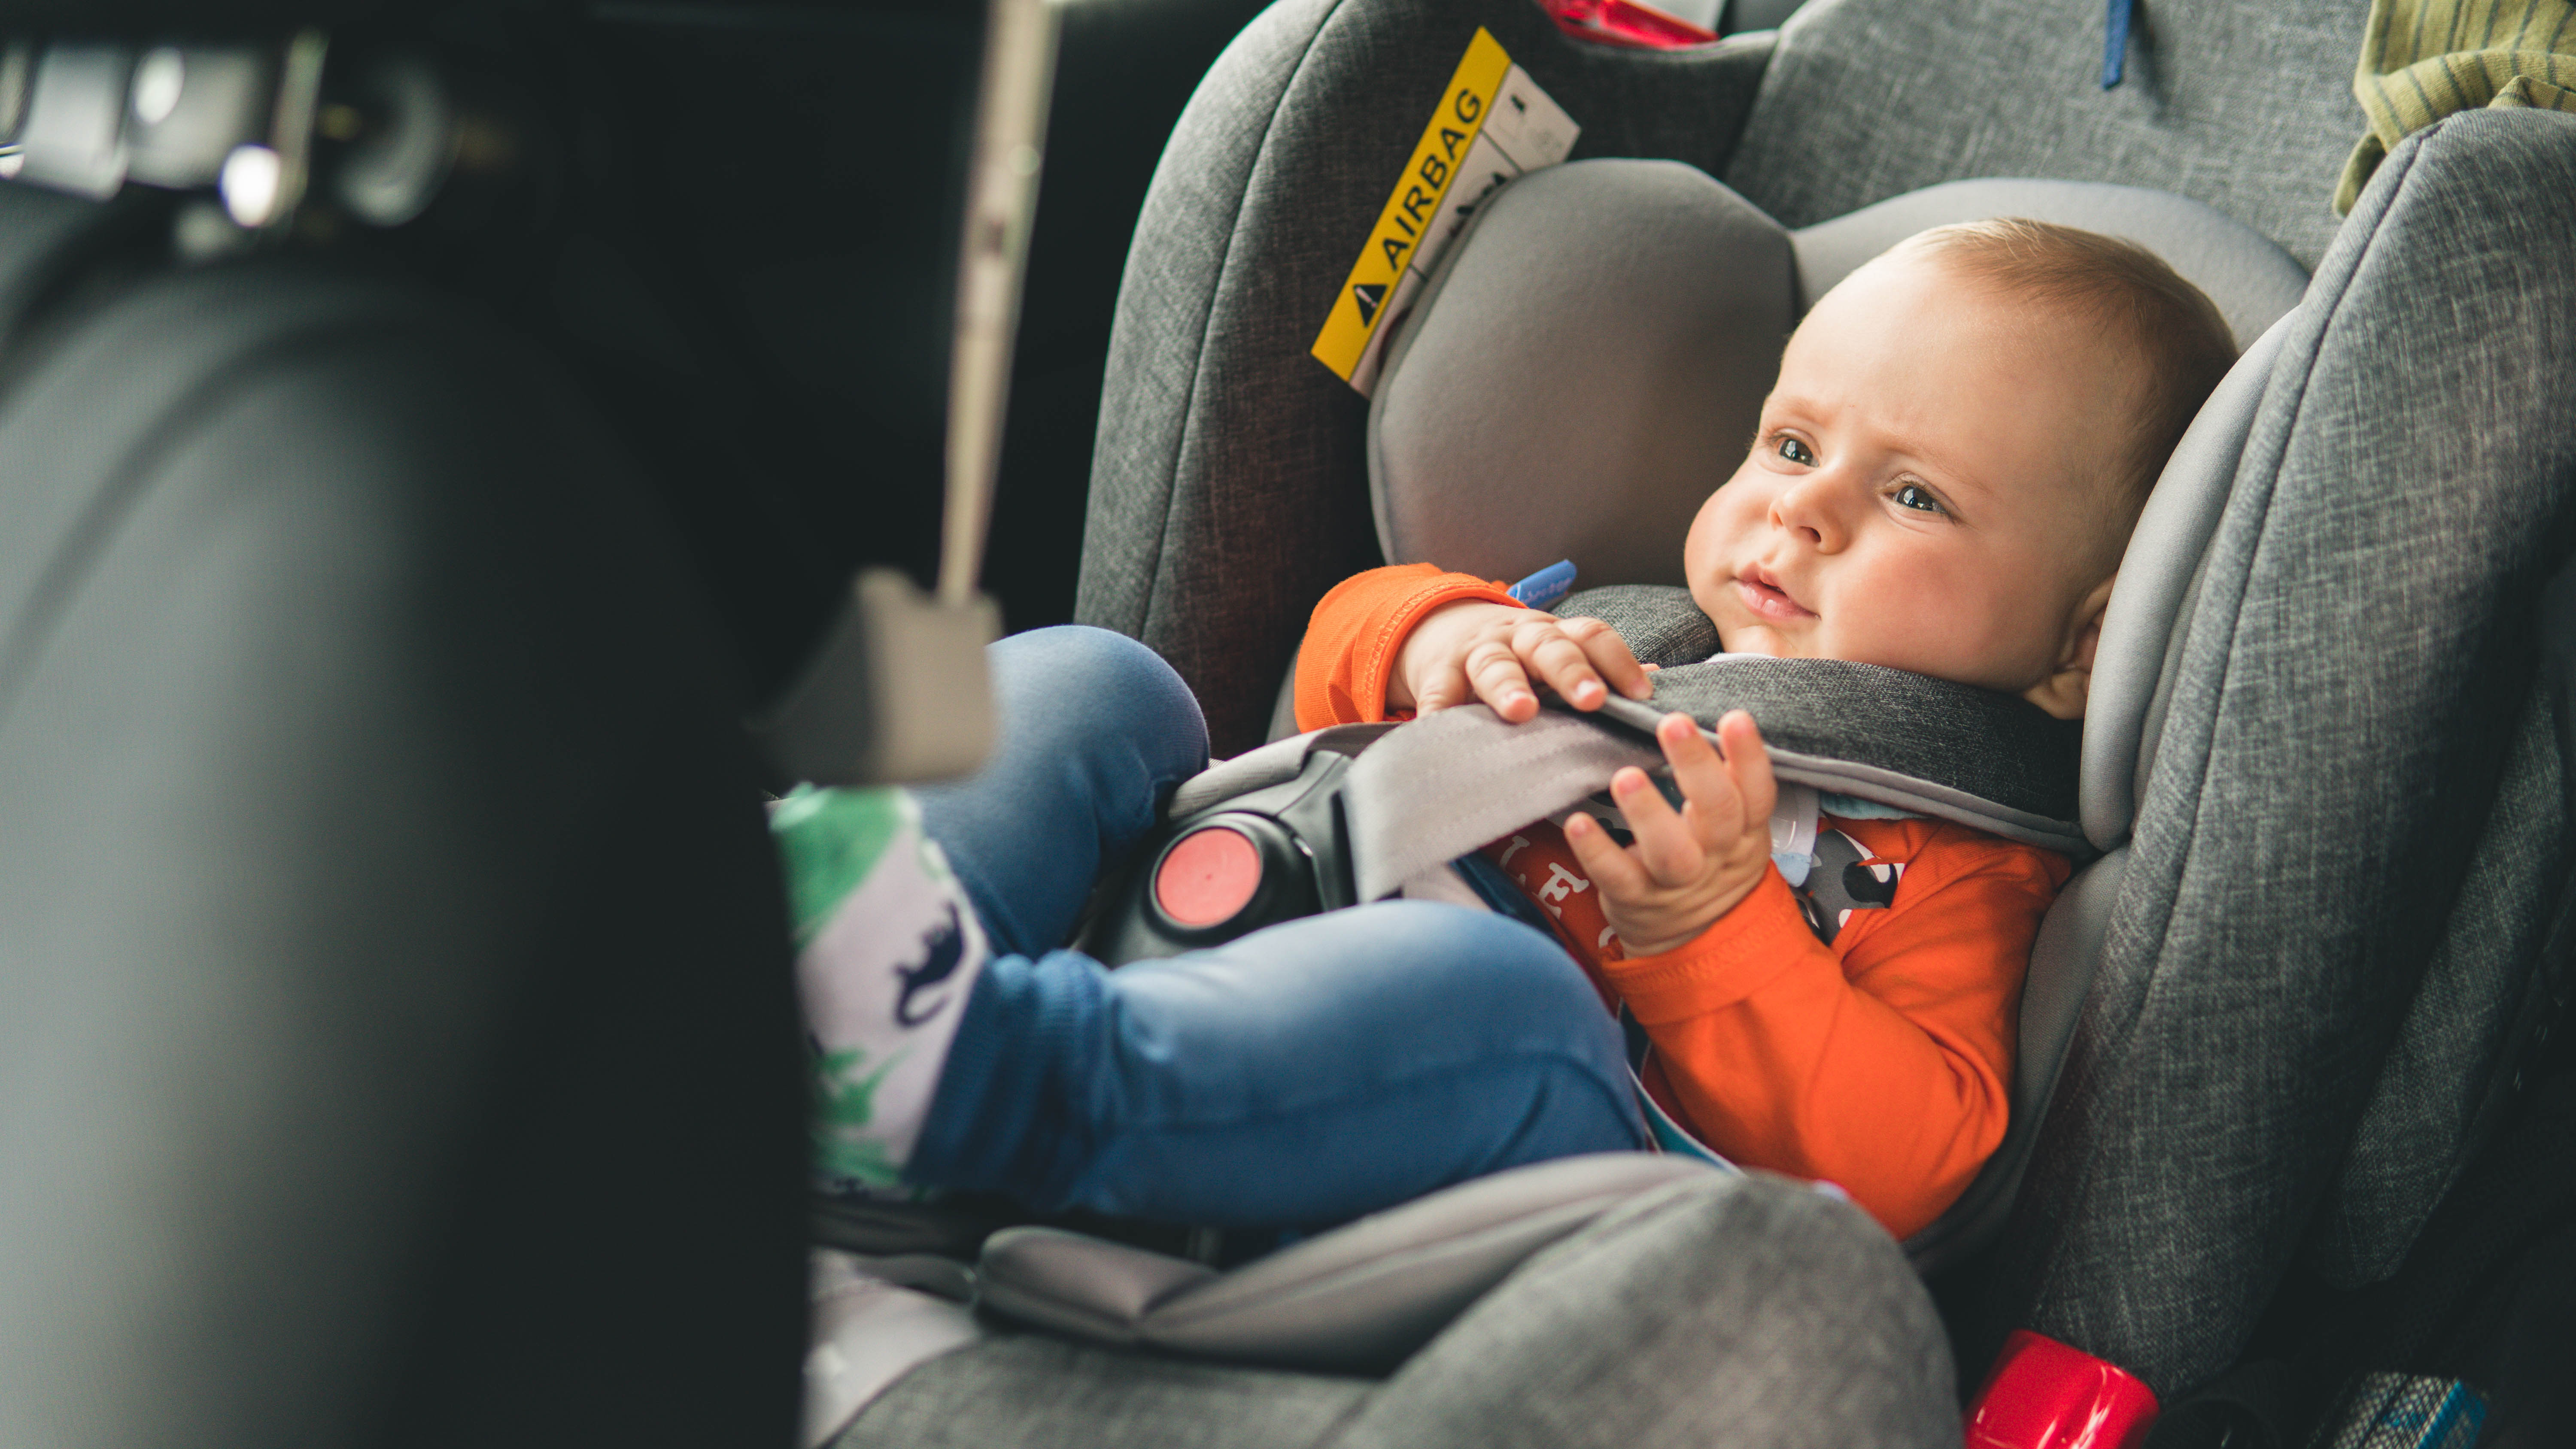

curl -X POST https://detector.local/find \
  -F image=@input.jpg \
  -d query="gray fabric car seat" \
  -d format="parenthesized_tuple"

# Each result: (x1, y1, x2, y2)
(832, 1168, 1963, 1449)
(0, 174, 810, 1447)
(1079, 0, 2370, 757)
(1068, 0, 2576, 1416)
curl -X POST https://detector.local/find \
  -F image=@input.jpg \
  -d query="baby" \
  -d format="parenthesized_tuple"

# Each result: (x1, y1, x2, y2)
(783, 218, 2236, 1240)
(1296, 218, 2237, 1232)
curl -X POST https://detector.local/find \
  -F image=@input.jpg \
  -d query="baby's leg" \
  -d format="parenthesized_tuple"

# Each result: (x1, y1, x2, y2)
(912, 624, 1209, 956)
(906, 901, 1649, 1228)
(787, 624, 1207, 1197)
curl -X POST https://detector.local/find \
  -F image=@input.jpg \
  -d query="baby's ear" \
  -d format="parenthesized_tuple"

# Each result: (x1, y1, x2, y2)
(2023, 576, 2117, 720)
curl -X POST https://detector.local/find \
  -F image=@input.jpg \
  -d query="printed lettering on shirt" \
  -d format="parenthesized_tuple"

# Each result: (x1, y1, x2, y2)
(1537, 861, 1591, 913)
(1496, 834, 1532, 869)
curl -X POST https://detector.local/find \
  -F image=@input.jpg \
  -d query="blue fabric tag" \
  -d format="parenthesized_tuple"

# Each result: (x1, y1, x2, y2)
(1507, 559, 1578, 611)
(2102, 0, 2134, 88)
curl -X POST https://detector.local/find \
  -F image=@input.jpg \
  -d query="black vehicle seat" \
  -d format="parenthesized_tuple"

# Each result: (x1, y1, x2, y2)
(0, 43, 808, 1448)
(1065, 0, 2576, 1419)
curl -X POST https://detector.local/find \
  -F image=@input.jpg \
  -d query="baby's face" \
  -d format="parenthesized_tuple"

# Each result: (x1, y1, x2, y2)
(1683, 249, 2136, 709)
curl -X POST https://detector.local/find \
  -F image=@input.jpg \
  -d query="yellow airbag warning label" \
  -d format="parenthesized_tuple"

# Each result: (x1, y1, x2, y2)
(1311, 30, 1580, 395)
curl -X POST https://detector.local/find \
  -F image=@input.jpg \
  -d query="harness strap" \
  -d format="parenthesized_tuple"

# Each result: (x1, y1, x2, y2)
(1344, 700, 2083, 905)
(1345, 707, 1656, 902)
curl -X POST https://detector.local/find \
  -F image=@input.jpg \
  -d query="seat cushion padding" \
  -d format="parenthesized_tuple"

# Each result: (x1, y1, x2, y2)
(848, 1173, 1957, 1448)
(977, 1154, 1712, 1376)
(1370, 158, 1792, 589)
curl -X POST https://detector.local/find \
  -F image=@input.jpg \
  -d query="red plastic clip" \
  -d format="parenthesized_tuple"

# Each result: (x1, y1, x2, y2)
(1533, 0, 1717, 49)
(1965, 1331, 2160, 1449)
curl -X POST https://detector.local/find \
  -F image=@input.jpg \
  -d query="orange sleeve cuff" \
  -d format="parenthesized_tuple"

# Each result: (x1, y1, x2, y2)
(1293, 564, 1517, 731)
(1598, 869, 1825, 1021)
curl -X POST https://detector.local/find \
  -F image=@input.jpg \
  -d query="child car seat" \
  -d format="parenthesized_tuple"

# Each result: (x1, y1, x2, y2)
(826, 0, 2576, 1438)
(818, 147, 2304, 1429)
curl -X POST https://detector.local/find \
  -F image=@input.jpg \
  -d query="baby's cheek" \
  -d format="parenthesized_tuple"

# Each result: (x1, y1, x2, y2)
(1682, 485, 1757, 597)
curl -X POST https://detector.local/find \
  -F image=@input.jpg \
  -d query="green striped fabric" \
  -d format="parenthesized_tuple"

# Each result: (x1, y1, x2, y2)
(2339, 0, 2576, 211)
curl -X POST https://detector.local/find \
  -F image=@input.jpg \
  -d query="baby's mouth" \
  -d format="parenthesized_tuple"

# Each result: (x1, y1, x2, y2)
(1734, 569, 1816, 622)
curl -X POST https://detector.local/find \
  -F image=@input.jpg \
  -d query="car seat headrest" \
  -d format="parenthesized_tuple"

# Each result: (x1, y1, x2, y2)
(1788, 178, 2309, 349)
(1370, 159, 2312, 850)
(1370, 160, 2310, 594)
(1371, 159, 1792, 593)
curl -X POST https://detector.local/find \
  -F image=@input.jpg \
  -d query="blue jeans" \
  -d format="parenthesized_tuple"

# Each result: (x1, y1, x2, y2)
(907, 625, 1647, 1228)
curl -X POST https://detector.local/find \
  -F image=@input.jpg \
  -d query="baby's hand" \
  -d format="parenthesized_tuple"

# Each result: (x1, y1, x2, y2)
(1389, 600, 1653, 723)
(1563, 710, 1778, 957)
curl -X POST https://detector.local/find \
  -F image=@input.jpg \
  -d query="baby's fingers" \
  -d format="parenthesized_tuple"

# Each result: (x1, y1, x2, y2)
(1657, 711, 1747, 847)
(1461, 636, 1541, 721)
(1562, 809, 1649, 897)
(1608, 764, 1708, 886)
(1559, 616, 1656, 703)
(1514, 621, 1612, 711)
(1715, 710, 1777, 824)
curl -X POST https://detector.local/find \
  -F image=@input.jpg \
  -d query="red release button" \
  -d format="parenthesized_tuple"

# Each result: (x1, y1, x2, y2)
(1965, 1331, 2159, 1449)
(1154, 825, 1264, 928)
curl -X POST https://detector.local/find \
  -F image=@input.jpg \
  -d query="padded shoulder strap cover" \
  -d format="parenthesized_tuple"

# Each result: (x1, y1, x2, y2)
(1565, 583, 2083, 840)
(1341, 660, 2082, 902)
(1605, 662, 2080, 839)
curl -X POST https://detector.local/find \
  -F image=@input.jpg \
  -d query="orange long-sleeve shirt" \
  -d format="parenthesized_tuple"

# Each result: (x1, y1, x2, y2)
(1294, 564, 2069, 1239)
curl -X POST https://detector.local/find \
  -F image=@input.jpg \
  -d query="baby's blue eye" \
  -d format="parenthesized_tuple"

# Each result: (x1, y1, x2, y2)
(1775, 435, 1815, 466)
(1893, 483, 1944, 514)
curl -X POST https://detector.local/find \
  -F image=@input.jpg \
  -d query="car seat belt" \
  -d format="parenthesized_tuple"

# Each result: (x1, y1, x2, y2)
(1337, 663, 2087, 904)
(1094, 591, 2085, 966)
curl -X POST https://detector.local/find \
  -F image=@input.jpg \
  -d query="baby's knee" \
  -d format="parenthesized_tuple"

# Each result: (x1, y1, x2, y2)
(1376, 903, 1616, 1031)
(992, 625, 1206, 770)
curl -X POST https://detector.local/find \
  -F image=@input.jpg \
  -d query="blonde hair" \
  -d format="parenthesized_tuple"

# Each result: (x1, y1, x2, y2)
(1896, 218, 2238, 513)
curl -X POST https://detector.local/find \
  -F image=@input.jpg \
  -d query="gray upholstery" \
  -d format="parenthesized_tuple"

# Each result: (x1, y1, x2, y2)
(1078, 0, 1777, 754)
(1558, 583, 1723, 666)
(2304, 681, 2569, 1288)
(1369, 159, 1790, 588)
(1725, 0, 2368, 273)
(977, 1155, 1713, 1374)
(1081, 0, 2371, 758)
(1787, 178, 2307, 347)
(1987, 110, 2576, 1393)
(803, 1253, 986, 1448)
(1906, 848, 2128, 1270)
(2084, 315, 2295, 850)
(1070, 0, 2576, 1411)
(0, 181, 157, 358)
(843, 1173, 1958, 1449)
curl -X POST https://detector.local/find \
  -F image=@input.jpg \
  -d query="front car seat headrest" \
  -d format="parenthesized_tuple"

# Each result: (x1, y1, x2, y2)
(1368, 158, 2308, 592)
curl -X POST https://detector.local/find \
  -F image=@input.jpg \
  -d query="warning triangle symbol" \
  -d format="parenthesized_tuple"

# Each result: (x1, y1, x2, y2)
(1352, 282, 1387, 326)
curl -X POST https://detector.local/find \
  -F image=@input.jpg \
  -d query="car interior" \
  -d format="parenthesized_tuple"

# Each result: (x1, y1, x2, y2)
(3, 0, 2573, 1446)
